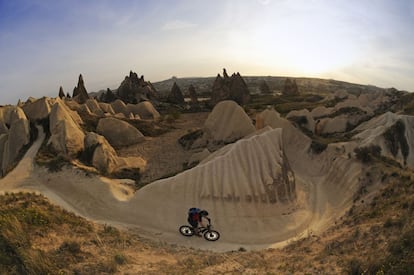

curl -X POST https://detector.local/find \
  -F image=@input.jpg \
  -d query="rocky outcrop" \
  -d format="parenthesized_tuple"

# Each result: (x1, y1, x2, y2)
(193, 100, 255, 148)
(167, 82, 185, 104)
(0, 106, 31, 175)
(85, 99, 104, 117)
(353, 112, 414, 168)
(48, 99, 85, 157)
(58, 86, 65, 99)
(117, 71, 158, 104)
(127, 101, 160, 120)
(188, 84, 198, 104)
(96, 117, 145, 147)
(2, 118, 30, 174)
(286, 109, 316, 133)
(111, 99, 129, 116)
(22, 97, 52, 121)
(282, 78, 299, 96)
(84, 132, 146, 174)
(98, 102, 115, 115)
(72, 74, 90, 104)
(210, 69, 250, 106)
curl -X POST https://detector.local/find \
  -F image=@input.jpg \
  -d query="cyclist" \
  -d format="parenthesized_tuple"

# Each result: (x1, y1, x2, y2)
(187, 208, 210, 236)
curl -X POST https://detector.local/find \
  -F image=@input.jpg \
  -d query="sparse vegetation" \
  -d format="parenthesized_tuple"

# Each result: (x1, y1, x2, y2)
(310, 140, 328, 154)
(354, 145, 382, 163)
(383, 119, 409, 163)
(178, 129, 203, 149)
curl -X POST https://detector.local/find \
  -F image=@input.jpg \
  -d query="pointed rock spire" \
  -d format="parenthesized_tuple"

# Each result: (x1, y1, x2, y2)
(58, 86, 65, 98)
(72, 74, 90, 104)
(167, 82, 185, 104)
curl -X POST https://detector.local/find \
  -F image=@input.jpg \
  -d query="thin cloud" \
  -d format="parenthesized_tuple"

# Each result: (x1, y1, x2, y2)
(162, 20, 196, 31)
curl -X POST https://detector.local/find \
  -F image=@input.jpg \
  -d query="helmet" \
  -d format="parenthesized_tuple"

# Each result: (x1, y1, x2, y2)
(200, 210, 209, 216)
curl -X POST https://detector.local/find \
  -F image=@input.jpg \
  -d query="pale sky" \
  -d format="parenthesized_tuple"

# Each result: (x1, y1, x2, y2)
(0, 0, 413, 104)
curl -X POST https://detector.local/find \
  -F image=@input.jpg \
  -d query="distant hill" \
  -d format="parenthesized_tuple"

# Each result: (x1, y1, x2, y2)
(152, 76, 391, 97)
(88, 75, 399, 100)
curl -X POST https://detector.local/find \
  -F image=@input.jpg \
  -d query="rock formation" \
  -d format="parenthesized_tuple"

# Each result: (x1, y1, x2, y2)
(210, 68, 250, 106)
(353, 112, 414, 168)
(111, 99, 129, 116)
(167, 82, 185, 104)
(117, 71, 158, 104)
(193, 100, 255, 148)
(72, 74, 90, 104)
(98, 102, 115, 115)
(85, 99, 104, 117)
(0, 106, 31, 175)
(96, 117, 145, 147)
(22, 97, 53, 121)
(58, 86, 65, 99)
(282, 78, 299, 96)
(2, 117, 30, 174)
(127, 101, 160, 120)
(48, 98, 85, 157)
(84, 132, 146, 174)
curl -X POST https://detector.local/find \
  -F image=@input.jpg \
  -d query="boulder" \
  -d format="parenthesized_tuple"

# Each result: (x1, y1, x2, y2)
(111, 99, 129, 116)
(85, 132, 146, 174)
(48, 99, 85, 156)
(96, 117, 144, 147)
(85, 99, 104, 116)
(22, 97, 52, 121)
(98, 102, 115, 115)
(85, 132, 119, 174)
(203, 100, 255, 143)
(132, 101, 160, 120)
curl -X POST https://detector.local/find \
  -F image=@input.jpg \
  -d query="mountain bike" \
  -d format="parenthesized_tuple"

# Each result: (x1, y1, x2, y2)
(179, 220, 220, 241)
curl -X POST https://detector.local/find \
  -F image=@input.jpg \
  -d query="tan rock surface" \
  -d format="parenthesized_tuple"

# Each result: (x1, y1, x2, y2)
(96, 117, 144, 147)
